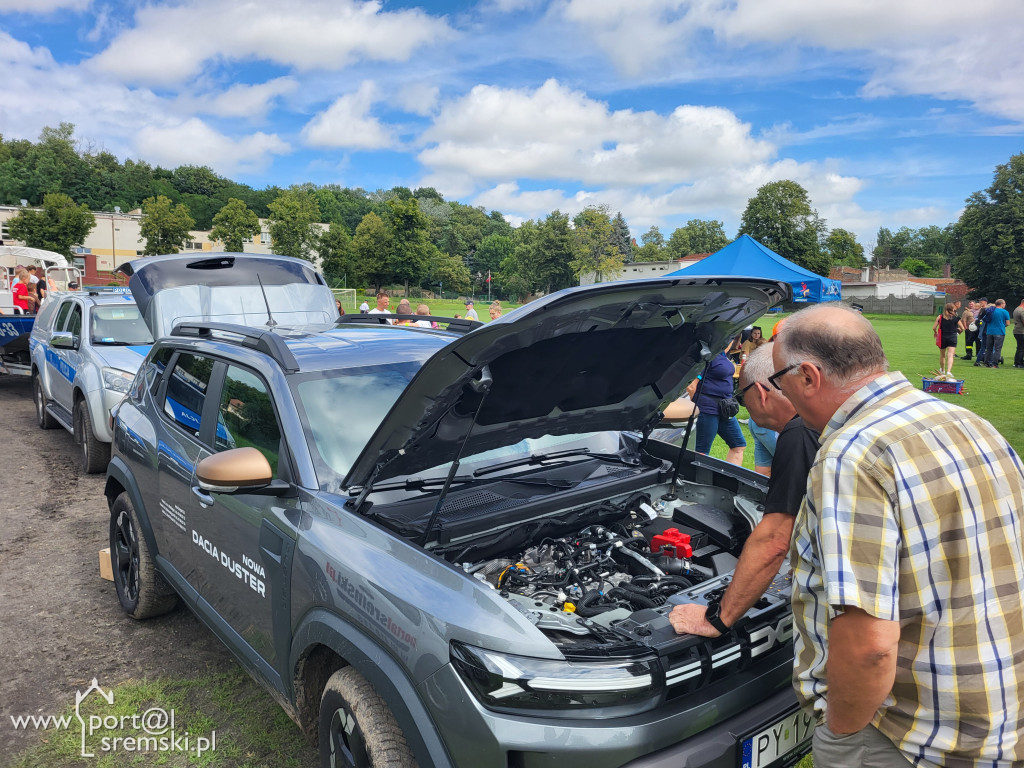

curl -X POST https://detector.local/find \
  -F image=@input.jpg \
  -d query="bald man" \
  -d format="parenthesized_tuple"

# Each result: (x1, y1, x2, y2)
(771, 304, 1024, 768)
(669, 343, 818, 638)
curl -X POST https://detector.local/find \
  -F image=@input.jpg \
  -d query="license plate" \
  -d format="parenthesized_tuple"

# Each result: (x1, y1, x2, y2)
(739, 708, 815, 768)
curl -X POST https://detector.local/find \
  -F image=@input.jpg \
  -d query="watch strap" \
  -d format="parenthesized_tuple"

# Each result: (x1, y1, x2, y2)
(704, 600, 730, 633)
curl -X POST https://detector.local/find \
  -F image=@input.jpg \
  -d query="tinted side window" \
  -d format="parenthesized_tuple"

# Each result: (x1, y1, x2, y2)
(216, 366, 281, 475)
(64, 305, 83, 339)
(131, 346, 175, 403)
(163, 354, 214, 437)
(53, 300, 74, 332)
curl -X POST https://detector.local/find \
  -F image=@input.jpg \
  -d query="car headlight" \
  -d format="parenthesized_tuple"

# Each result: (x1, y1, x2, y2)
(102, 367, 135, 393)
(451, 641, 663, 717)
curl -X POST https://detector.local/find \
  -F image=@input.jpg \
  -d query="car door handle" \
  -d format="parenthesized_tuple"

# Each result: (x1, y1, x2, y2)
(191, 486, 214, 507)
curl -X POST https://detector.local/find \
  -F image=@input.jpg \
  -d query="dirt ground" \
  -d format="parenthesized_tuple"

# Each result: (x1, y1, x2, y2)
(0, 375, 283, 760)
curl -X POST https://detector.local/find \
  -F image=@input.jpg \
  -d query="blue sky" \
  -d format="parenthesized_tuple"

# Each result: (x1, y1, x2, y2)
(1, 0, 1022, 251)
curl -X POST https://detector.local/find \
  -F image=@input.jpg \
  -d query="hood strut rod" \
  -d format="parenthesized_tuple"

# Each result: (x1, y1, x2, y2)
(420, 365, 493, 547)
(662, 352, 713, 502)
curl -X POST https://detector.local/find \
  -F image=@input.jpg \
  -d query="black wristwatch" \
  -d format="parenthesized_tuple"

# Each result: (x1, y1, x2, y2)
(704, 599, 730, 634)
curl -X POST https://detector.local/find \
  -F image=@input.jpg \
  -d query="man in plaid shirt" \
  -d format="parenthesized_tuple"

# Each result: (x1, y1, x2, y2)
(771, 304, 1023, 767)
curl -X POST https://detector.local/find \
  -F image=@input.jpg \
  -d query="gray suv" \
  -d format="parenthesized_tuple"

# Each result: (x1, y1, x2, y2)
(106, 257, 810, 768)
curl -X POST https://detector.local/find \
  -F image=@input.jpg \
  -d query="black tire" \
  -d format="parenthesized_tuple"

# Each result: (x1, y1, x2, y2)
(319, 667, 418, 768)
(33, 375, 58, 430)
(109, 492, 178, 619)
(75, 397, 109, 474)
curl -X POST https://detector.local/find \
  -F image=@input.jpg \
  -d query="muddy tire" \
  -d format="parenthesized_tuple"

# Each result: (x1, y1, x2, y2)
(75, 397, 108, 474)
(34, 375, 58, 430)
(109, 492, 178, 619)
(319, 667, 418, 768)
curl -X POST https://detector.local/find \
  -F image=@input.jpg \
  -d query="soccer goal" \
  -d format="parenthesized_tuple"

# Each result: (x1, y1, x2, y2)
(331, 288, 357, 312)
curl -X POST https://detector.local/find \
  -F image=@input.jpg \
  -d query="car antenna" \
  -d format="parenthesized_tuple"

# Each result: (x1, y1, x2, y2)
(256, 274, 277, 328)
(420, 365, 493, 547)
(662, 342, 713, 502)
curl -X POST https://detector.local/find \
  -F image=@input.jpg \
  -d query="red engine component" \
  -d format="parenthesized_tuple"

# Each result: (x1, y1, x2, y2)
(651, 528, 692, 559)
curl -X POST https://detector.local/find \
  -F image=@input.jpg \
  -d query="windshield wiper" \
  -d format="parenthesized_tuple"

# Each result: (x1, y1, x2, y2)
(471, 448, 637, 477)
(369, 473, 574, 493)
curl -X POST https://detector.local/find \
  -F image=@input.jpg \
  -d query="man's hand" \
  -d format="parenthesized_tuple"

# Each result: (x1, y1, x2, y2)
(668, 603, 721, 637)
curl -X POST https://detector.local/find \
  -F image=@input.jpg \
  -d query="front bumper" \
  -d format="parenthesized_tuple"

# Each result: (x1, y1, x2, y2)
(418, 654, 804, 768)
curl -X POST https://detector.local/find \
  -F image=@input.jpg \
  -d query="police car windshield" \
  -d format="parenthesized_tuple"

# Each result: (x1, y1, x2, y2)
(90, 305, 155, 346)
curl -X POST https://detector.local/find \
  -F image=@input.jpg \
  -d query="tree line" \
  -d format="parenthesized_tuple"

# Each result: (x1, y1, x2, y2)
(3, 125, 1022, 302)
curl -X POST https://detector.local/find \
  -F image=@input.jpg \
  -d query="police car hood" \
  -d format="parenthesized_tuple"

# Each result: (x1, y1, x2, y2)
(344, 276, 790, 490)
(118, 253, 337, 339)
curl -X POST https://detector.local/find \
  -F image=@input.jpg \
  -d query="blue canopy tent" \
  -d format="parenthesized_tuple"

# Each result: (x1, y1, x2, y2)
(666, 234, 841, 303)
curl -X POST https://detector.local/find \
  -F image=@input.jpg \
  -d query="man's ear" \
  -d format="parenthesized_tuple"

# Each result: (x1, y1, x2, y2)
(796, 361, 822, 395)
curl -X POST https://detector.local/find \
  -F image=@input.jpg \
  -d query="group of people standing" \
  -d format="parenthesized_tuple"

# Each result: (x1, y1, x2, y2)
(357, 292, 503, 323)
(668, 304, 1024, 767)
(3, 264, 48, 313)
(929, 297, 1024, 377)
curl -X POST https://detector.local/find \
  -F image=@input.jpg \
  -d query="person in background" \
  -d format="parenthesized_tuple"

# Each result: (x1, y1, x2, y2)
(931, 302, 964, 377)
(335, 299, 345, 317)
(11, 270, 32, 312)
(488, 301, 502, 320)
(772, 304, 1024, 767)
(979, 298, 1010, 367)
(394, 299, 414, 324)
(740, 326, 767, 361)
(465, 301, 479, 321)
(359, 298, 370, 313)
(961, 300, 978, 360)
(670, 342, 818, 637)
(414, 303, 435, 328)
(368, 292, 391, 319)
(1013, 298, 1024, 369)
(972, 297, 990, 365)
(689, 341, 745, 466)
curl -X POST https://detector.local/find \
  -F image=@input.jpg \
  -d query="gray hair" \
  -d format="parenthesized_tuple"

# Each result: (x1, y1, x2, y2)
(774, 305, 888, 389)
(738, 343, 776, 388)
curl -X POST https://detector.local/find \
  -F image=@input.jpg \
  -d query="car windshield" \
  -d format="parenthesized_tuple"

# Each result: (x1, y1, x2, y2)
(293, 361, 632, 493)
(90, 305, 154, 345)
(293, 361, 424, 488)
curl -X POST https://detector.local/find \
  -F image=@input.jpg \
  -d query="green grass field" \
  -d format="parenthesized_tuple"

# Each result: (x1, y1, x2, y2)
(708, 313, 1024, 468)
(341, 293, 521, 319)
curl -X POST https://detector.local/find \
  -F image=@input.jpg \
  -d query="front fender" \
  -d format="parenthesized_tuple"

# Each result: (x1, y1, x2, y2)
(105, 455, 158, 557)
(290, 609, 454, 768)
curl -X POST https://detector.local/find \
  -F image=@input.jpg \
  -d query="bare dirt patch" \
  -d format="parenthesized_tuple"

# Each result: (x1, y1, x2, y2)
(0, 376, 316, 766)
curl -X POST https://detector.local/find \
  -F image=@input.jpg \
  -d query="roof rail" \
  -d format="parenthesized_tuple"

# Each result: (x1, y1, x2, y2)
(336, 314, 483, 335)
(170, 322, 300, 373)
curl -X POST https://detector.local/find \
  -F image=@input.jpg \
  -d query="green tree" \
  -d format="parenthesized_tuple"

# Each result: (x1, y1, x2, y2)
(474, 233, 514, 290)
(611, 212, 634, 263)
(139, 194, 196, 255)
(663, 227, 691, 260)
(209, 198, 261, 252)
(823, 228, 865, 267)
(636, 226, 665, 262)
(5, 192, 95, 258)
(318, 222, 353, 286)
(898, 257, 931, 277)
(570, 205, 625, 283)
(382, 197, 437, 294)
(679, 219, 729, 255)
(953, 153, 1024, 300)
(267, 188, 322, 261)
(351, 211, 392, 291)
(498, 220, 539, 301)
(738, 180, 830, 275)
(533, 211, 576, 293)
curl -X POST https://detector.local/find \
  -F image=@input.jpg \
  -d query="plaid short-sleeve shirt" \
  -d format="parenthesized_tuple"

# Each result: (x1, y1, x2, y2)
(791, 372, 1024, 767)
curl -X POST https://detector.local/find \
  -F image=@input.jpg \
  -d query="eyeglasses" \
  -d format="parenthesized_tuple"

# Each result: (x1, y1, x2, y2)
(766, 363, 800, 390)
(739, 380, 762, 397)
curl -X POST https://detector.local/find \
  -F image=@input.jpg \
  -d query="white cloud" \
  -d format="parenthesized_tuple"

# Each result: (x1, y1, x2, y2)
(87, 0, 455, 88)
(420, 79, 775, 187)
(560, 0, 1024, 121)
(301, 81, 396, 150)
(0, 0, 89, 11)
(135, 119, 290, 175)
(186, 77, 299, 119)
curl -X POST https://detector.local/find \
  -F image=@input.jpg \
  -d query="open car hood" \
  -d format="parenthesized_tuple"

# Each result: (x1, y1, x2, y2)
(343, 276, 790, 490)
(117, 253, 337, 339)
